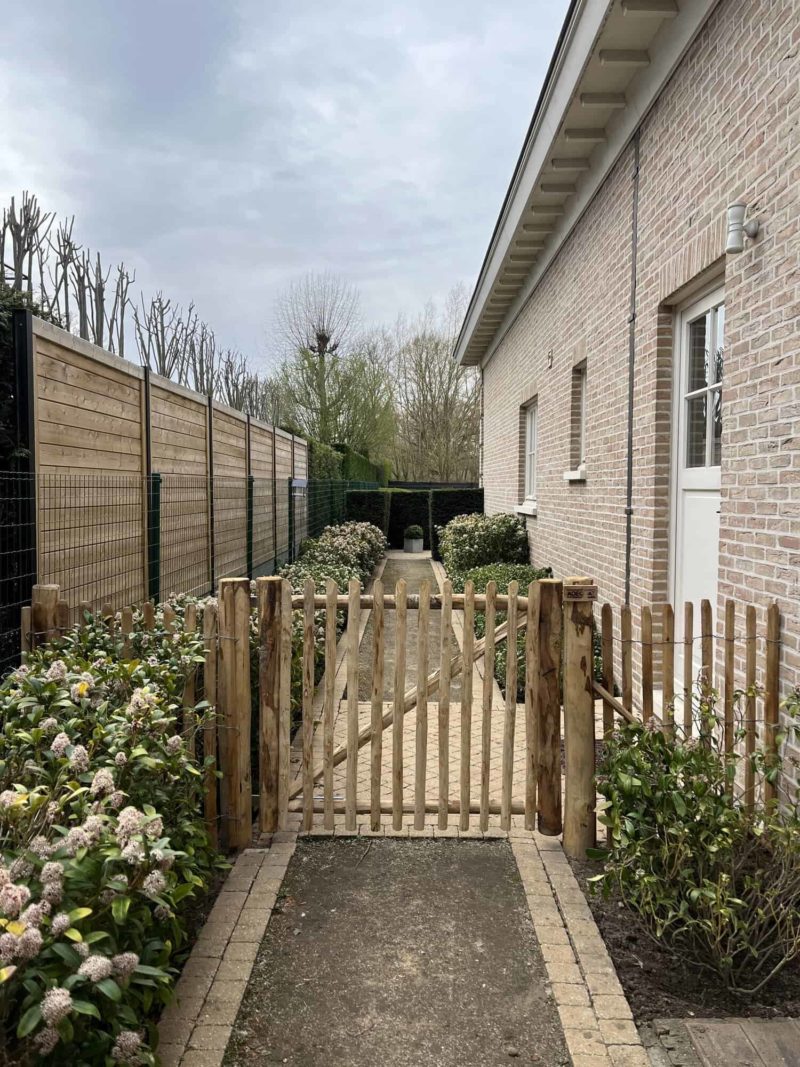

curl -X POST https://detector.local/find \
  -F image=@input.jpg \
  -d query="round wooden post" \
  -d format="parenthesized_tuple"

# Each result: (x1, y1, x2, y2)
(31, 584, 59, 649)
(562, 577, 597, 860)
(219, 577, 252, 849)
(257, 577, 282, 834)
(537, 579, 563, 836)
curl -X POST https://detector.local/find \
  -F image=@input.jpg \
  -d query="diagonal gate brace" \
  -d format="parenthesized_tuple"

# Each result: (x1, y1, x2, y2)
(287, 610, 529, 801)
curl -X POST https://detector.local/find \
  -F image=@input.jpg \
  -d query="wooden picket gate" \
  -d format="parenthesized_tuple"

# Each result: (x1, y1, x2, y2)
(245, 574, 600, 857)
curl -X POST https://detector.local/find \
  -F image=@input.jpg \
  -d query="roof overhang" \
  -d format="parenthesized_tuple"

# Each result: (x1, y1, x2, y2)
(455, 0, 722, 368)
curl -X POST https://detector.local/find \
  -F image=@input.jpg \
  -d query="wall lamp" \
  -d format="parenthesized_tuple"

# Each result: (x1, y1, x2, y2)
(725, 202, 760, 254)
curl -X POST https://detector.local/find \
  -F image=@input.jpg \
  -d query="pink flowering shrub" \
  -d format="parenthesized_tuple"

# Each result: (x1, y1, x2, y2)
(0, 607, 220, 1065)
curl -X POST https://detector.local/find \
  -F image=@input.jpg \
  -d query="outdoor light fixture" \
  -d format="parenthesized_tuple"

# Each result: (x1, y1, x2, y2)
(725, 202, 760, 254)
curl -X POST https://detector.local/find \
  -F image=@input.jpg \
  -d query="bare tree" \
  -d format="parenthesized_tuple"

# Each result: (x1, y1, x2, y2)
(185, 321, 220, 397)
(391, 287, 479, 482)
(274, 272, 362, 445)
(133, 294, 198, 382)
(1, 193, 54, 294)
(276, 271, 361, 356)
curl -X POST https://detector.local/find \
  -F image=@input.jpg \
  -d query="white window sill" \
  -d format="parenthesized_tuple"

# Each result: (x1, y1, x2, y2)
(515, 501, 538, 516)
(563, 466, 587, 483)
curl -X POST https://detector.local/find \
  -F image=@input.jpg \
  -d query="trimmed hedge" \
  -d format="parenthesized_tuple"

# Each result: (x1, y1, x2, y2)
(344, 489, 391, 534)
(437, 512, 529, 582)
(308, 439, 343, 480)
(344, 488, 483, 553)
(454, 562, 552, 595)
(461, 562, 552, 702)
(430, 488, 484, 560)
(334, 445, 389, 486)
(387, 491, 431, 549)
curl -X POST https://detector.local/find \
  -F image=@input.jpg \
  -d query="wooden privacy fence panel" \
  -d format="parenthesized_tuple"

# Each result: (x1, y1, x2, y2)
(22, 316, 308, 622)
(256, 575, 570, 840)
(594, 596, 782, 812)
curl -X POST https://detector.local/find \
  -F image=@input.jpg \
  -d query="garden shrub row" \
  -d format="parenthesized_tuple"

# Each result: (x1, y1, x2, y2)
(345, 488, 483, 552)
(333, 445, 389, 486)
(308, 439, 343, 481)
(456, 563, 553, 702)
(0, 520, 388, 1064)
(307, 439, 390, 486)
(0, 606, 220, 1064)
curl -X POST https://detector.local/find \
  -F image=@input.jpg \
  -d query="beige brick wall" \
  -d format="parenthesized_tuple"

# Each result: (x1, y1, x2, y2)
(481, 0, 799, 785)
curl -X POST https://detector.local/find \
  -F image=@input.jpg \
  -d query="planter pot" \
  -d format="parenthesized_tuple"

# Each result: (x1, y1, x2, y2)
(404, 538, 423, 553)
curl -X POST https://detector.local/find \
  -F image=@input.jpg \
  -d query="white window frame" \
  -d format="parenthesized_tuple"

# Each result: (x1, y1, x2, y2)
(564, 362, 587, 482)
(524, 401, 537, 502)
(516, 399, 538, 516)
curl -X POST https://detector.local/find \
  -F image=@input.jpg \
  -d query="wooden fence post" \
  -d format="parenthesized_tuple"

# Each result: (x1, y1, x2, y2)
(218, 577, 252, 850)
(562, 577, 597, 859)
(257, 577, 282, 833)
(764, 602, 781, 810)
(183, 602, 197, 756)
(524, 582, 540, 831)
(537, 579, 563, 836)
(31, 584, 59, 649)
(203, 601, 219, 848)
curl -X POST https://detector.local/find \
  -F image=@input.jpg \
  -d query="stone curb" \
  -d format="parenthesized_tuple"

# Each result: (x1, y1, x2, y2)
(511, 835, 650, 1067)
(157, 835, 298, 1067)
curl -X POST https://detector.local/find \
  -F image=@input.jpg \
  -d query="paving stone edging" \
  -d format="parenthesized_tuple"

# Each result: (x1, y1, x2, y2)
(157, 839, 296, 1067)
(511, 833, 649, 1067)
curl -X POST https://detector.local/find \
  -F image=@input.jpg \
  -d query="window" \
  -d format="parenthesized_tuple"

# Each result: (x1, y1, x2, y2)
(524, 401, 537, 502)
(567, 361, 587, 477)
(684, 301, 724, 469)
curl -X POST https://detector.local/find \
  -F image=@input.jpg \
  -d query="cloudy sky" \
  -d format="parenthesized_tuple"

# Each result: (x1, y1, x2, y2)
(1, 1, 568, 367)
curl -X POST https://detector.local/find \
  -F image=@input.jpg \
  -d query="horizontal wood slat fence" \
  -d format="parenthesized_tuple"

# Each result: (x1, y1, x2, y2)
(21, 579, 784, 859)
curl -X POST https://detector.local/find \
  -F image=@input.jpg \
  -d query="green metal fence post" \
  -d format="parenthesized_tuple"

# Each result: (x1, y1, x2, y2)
(147, 473, 162, 602)
(246, 474, 254, 578)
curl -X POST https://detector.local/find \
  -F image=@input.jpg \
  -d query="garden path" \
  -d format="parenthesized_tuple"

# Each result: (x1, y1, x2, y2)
(222, 837, 569, 1067)
(288, 550, 532, 820)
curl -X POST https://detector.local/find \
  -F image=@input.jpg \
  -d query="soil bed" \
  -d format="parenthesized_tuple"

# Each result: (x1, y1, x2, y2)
(225, 838, 568, 1067)
(570, 857, 800, 1022)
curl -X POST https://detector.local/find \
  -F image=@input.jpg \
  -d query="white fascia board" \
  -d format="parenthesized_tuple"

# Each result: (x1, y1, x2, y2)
(475, 0, 721, 371)
(454, 0, 611, 367)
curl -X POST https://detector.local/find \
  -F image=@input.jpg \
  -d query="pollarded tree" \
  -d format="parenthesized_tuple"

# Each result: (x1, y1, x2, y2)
(273, 272, 362, 446)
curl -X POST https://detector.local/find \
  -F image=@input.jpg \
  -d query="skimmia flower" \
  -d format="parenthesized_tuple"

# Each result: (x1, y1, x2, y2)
(41, 987, 73, 1025)
(50, 732, 71, 758)
(78, 955, 113, 982)
(44, 660, 67, 682)
(111, 1029, 143, 1063)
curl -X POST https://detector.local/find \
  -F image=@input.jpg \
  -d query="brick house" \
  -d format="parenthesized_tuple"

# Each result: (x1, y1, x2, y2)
(455, 0, 799, 770)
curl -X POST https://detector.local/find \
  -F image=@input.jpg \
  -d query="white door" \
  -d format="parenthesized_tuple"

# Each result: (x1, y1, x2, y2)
(672, 289, 724, 679)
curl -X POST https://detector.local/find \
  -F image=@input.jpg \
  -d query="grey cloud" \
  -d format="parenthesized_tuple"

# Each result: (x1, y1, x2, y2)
(1, 0, 569, 358)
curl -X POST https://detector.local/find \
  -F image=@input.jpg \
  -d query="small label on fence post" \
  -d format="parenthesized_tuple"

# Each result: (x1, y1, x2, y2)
(563, 585, 598, 602)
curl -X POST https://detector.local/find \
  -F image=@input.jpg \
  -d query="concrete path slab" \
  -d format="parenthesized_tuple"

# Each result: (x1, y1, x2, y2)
(223, 838, 570, 1067)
